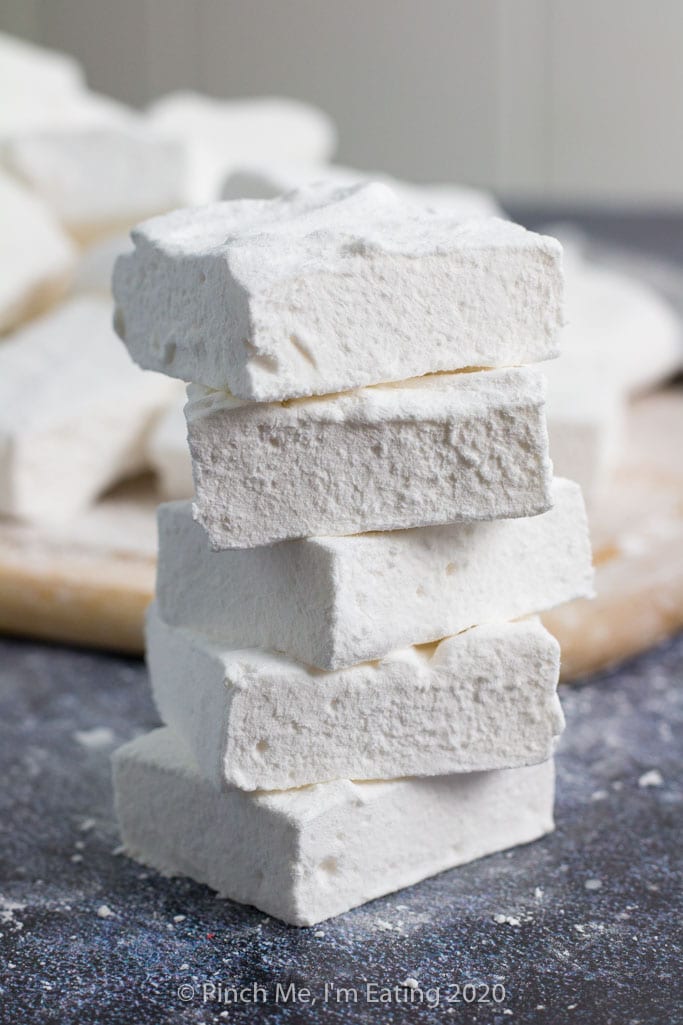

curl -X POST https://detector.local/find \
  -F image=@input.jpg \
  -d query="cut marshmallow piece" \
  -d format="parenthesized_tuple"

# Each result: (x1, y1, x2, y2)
(0, 296, 175, 524)
(544, 259, 681, 503)
(113, 182, 564, 399)
(545, 359, 623, 507)
(186, 366, 553, 549)
(114, 727, 555, 926)
(0, 31, 84, 102)
(146, 92, 337, 204)
(5, 126, 189, 242)
(0, 170, 76, 333)
(148, 398, 194, 499)
(72, 232, 133, 296)
(157, 478, 592, 670)
(221, 161, 502, 218)
(147, 608, 563, 791)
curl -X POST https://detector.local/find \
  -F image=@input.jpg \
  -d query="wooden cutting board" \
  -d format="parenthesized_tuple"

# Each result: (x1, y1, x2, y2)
(1, 388, 682, 679)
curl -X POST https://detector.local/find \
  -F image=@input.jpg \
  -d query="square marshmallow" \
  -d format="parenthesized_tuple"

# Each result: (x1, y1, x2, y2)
(157, 478, 592, 669)
(0, 296, 175, 523)
(0, 170, 76, 333)
(186, 366, 553, 548)
(147, 608, 563, 791)
(114, 727, 555, 926)
(112, 182, 563, 399)
(5, 125, 189, 242)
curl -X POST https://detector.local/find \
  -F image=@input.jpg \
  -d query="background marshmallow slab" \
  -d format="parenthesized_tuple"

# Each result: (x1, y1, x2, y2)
(112, 182, 563, 399)
(221, 160, 502, 219)
(146, 92, 336, 204)
(186, 366, 553, 548)
(157, 478, 592, 669)
(147, 609, 563, 791)
(147, 401, 194, 499)
(0, 296, 175, 524)
(0, 170, 76, 334)
(113, 727, 555, 926)
(5, 126, 189, 242)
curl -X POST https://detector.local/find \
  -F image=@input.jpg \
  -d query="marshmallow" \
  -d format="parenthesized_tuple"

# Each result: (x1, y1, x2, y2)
(146, 92, 336, 204)
(222, 161, 502, 218)
(545, 260, 681, 502)
(186, 366, 553, 548)
(0, 170, 76, 333)
(0, 296, 175, 524)
(72, 232, 133, 296)
(0, 31, 84, 101)
(114, 727, 555, 926)
(5, 126, 189, 241)
(545, 360, 623, 506)
(148, 399, 194, 499)
(112, 182, 564, 399)
(0, 31, 129, 141)
(148, 608, 562, 791)
(157, 478, 591, 669)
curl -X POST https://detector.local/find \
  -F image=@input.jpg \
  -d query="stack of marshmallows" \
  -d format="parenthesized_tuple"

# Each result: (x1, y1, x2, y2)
(111, 183, 593, 927)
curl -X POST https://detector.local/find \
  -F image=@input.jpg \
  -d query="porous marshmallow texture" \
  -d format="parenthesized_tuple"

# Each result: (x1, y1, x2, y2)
(147, 608, 563, 791)
(113, 727, 555, 926)
(112, 182, 564, 399)
(186, 366, 553, 548)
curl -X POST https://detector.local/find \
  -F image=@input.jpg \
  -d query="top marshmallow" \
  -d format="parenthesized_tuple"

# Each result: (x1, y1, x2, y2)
(113, 182, 564, 401)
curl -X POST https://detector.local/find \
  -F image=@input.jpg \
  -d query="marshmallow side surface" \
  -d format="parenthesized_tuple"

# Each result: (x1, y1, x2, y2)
(147, 608, 563, 790)
(0, 170, 76, 333)
(112, 182, 563, 399)
(0, 296, 175, 523)
(113, 727, 555, 926)
(186, 366, 553, 548)
(157, 478, 592, 669)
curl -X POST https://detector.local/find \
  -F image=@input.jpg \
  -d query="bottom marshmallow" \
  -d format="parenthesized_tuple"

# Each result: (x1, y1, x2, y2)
(113, 728, 554, 926)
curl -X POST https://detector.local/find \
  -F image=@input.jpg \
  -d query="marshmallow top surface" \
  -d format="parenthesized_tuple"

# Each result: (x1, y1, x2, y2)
(114, 182, 563, 399)
(186, 363, 546, 422)
(131, 181, 551, 283)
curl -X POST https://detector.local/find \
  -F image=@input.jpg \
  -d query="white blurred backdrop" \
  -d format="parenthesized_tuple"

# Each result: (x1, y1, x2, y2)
(2, 0, 683, 207)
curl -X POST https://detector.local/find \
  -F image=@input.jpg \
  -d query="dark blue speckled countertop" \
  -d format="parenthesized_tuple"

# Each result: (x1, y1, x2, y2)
(0, 634, 681, 1025)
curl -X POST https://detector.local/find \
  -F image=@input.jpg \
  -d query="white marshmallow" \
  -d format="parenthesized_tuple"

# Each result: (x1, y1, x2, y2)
(148, 399, 194, 499)
(221, 160, 502, 218)
(186, 366, 553, 549)
(157, 478, 592, 670)
(112, 182, 564, 399)
(114, 727, 555, 926)
(147, 608, 563, 791)
(0, 31, 84, 101)
(146, 92, 336, 204)
(72, 232, 133, 296)
(0, 170, 76, 333)
(545, 260, 681, 503)
(5, 126, 189, 241)
(0, 31, 129, 141)
(0, 296, 175, 524)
